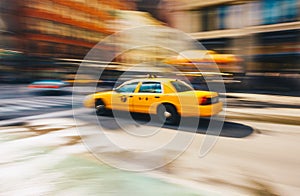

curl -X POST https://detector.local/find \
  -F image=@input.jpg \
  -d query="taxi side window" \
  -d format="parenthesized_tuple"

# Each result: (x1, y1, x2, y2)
(171, 81, 193, 92)
(115, 82, 139, 93)
(139, 82, 162, 93)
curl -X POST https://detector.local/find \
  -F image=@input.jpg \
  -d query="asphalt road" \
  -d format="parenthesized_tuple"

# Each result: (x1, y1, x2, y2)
(0, 85, 83, 120)
(0, 84, 255, 138)
(0, 84, 300, 195)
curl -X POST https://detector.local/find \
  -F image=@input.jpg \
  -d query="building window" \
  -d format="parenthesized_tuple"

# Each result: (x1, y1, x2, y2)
(202, 0, 298, 31)
(262, 0, 298, 25)
(218, 6, 227, 30)
(201, 7, 218, 31)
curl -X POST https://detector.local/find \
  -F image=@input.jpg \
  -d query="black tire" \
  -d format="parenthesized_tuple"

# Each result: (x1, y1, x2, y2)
(95, 99, 108, 116)
(157, 104, 179, 125)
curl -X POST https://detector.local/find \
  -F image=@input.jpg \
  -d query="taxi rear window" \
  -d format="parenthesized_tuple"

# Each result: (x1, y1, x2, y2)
(171, 81, 193, 92)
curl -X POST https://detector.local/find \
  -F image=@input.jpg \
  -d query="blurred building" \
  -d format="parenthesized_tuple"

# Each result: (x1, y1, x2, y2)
(165, 0, 299, 76)
(0, 0, 135, 58)
(0, 0, 136, 82)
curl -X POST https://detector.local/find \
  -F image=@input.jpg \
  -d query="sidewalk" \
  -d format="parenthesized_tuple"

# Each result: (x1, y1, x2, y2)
(222, 92, 300, 126)
(0, 117, 221, 196)
(1, 115, 299, 195)
(224, 92, 300, 106)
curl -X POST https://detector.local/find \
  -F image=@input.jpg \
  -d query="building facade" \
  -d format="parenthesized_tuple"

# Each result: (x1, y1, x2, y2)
(0, 0, 135, 82)
(0, 0, 135, 58)
(166, 0, 299, 76)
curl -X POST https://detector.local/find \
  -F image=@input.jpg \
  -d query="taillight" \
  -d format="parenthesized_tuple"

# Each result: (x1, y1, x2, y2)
(199, 97, 208, 105)
(46, 85, 59, 88)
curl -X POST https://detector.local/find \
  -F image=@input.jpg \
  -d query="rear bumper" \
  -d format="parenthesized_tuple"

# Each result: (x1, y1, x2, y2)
(180, 102, 223, 117)
(199, 102, 223, 117)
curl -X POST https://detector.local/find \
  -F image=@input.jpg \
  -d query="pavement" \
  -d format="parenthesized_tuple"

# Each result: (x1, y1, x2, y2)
(224, 92, 300, 107)
(0, 117, 221, 196)
(222, 92, 300, 127)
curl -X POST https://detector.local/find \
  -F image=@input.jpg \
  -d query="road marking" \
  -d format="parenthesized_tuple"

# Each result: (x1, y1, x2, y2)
(5, 105, 37, 111)
(11, 100, 49, 108)
(0, 107, 15, 112)
(0, 96, 82, 114)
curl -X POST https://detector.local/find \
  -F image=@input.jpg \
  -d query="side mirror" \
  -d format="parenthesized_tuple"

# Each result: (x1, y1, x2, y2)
(113, 87, 120, 93)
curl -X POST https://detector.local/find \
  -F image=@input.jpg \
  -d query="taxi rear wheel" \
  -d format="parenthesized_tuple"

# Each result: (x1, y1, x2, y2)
(157, 104, 179, 125)
(95, 99, 108, 116)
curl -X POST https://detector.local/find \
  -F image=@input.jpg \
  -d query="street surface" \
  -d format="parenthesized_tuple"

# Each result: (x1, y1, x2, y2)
(0, 85, 83, 121)
(0, 84, 299, 195)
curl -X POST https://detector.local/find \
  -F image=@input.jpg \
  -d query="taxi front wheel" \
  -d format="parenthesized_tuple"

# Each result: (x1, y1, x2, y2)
(157, 104, 179, 125)
(95, 99, 108, 116)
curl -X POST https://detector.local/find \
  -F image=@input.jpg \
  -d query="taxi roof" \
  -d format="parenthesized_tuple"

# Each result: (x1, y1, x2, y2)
(125, 77, 178, 83)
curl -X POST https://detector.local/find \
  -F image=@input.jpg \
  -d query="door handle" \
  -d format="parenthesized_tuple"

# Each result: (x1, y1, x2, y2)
(154, 96, 160, 98)
(129, 95, 133, 98)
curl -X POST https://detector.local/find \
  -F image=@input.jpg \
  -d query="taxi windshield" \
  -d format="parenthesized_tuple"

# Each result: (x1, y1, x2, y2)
(171, 80, 194, 92)
(115, 82, 139, 93)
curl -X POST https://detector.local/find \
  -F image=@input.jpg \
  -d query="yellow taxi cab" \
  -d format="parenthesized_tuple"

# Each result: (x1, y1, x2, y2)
(83, 76, 223, 125)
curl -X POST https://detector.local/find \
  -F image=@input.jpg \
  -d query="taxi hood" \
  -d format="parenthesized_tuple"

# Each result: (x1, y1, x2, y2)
(93, 90, 113, 97)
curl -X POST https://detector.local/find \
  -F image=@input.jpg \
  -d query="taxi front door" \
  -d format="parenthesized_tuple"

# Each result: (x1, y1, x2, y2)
(132, 82, 162, 114)
(111, 82, 139, 112)
(111, 92, 133, 112)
